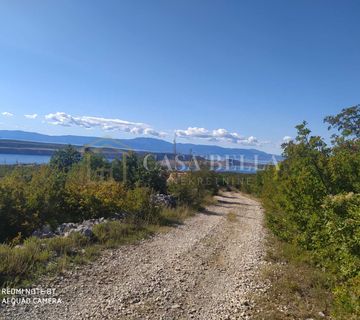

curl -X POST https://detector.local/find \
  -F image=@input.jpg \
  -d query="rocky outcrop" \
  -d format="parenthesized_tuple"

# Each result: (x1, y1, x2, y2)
(32, 194, 175, 240)
(151, 193, 176, 208)
(32, 212, 126, 240)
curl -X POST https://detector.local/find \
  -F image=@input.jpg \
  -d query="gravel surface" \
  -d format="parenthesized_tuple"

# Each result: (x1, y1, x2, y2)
(1, 192, 267, 320)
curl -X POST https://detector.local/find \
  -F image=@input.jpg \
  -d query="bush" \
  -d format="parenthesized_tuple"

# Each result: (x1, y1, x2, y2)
(312, 193, 360, 279)
(168, 180, 203, 209)
(50, 145, 82, 172)
(333, 275, 360, 319)
(65, 166, 128, 220)
(0, 153, 166, 242)
(167, 170, 216, 209)
(123, 187, 161, 224)
(256, 106, 360, 317)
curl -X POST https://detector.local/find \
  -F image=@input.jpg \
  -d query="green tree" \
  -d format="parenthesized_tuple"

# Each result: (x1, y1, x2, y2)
(136, 155, 168, 193)
(324, 104, 360, 140)
(50, 145, 82, 172)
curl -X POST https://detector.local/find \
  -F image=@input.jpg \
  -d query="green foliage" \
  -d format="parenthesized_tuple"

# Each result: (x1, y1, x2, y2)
(0, 165, 69, 241)
(256, 106, 360, 317)
(123, 187, 161, 224)
(312, 193, 360, 279)
(168, 174, 204, 209)
(0, 147, 222, 289)
(136, 155, 168, 193)
(0, 164, 20, 178)
(0, 150, 168, 242)
(49, 145, 82, 172)
(332, 274, 360, 319)
(167, 168, 220, 210)
(324, 104, 360, 139)
(64, 163, 127, 220)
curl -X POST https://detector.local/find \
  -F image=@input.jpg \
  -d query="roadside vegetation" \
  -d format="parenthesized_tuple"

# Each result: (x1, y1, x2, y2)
(252, 234, 334, 320)
(0, 147, 244, 289)
(3, 107, 357, 318)
(253, 105, 360, 319)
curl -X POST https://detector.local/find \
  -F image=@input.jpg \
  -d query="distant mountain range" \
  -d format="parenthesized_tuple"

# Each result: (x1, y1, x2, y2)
(0, 130, 281, 162)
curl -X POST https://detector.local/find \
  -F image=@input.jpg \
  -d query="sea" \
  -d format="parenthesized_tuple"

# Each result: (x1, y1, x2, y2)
(0, 153, 258, 172)
(0, 154, 51, 165)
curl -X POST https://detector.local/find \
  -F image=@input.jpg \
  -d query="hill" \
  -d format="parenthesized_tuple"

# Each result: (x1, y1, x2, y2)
(0, 130, 281, 162)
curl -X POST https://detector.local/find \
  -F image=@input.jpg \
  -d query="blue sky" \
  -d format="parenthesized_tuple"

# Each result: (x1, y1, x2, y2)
(0, 0, 359, 154)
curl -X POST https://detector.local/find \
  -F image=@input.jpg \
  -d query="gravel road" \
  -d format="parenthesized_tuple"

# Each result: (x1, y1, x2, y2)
(1, 192, 267, 320)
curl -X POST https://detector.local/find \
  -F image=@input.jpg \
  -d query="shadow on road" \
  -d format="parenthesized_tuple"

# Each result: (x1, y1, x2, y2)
(216, 199, 256, 207)
(200, 208, 223, 216)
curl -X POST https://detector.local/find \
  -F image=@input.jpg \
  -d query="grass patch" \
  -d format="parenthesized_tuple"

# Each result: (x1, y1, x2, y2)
(0, 237, 51, 287)
(0, 233, 99, 289)
(226, 211, 238, 222)
(159, 205, 195, 225)
(252, 235, 334, 320)
(46, 234, 84, 255)
(93, 221, 154, 248)
(202, 194, 218, 206)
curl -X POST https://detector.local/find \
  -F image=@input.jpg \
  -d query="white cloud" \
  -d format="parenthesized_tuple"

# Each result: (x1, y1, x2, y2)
(1, 112, 13, 117)
(175, 127, 259, 146)
(282, 136, 293, 143)
(24, 113, 38, 119)
(45, 112, 166, 137)
(176, 127, 212, 139)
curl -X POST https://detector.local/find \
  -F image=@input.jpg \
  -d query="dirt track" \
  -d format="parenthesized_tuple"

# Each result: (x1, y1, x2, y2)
(2, 192, 267, 320)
